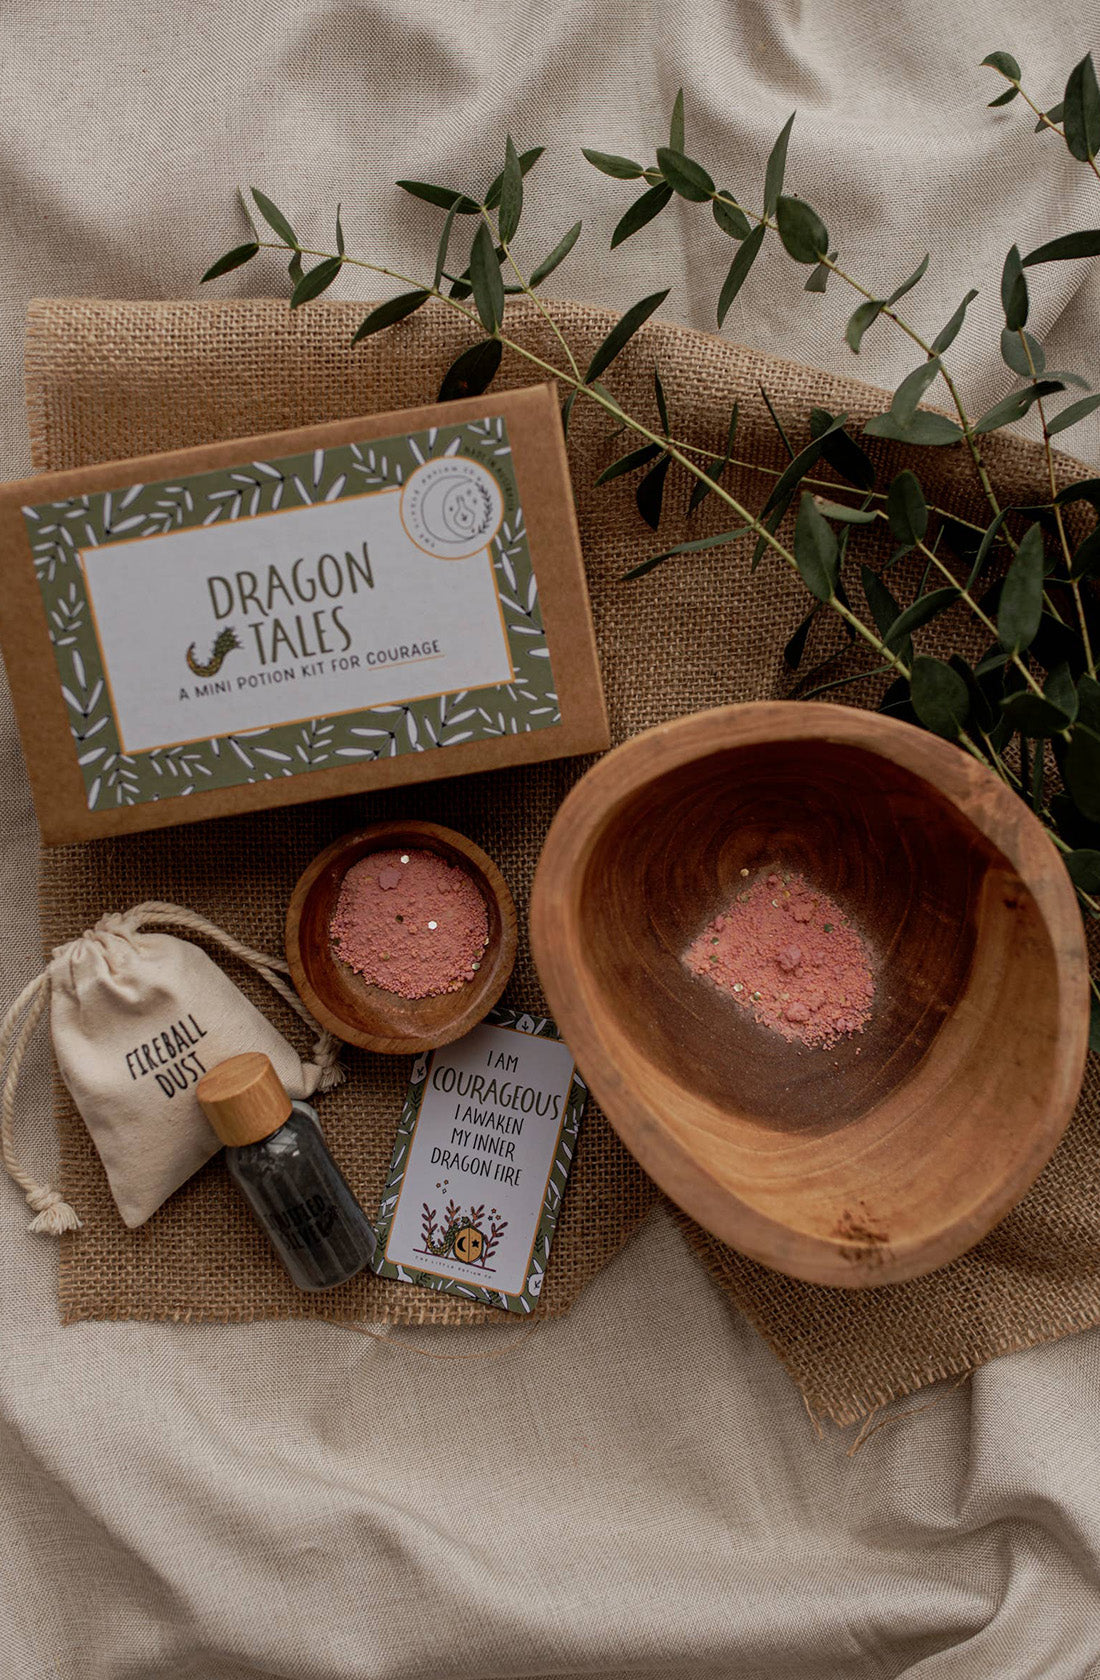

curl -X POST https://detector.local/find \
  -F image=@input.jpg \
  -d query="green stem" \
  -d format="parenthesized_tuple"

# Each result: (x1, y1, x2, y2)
(1017, 328, 1097, 679)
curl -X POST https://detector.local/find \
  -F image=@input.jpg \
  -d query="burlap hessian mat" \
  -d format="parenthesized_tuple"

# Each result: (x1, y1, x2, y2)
(23, 297, 1100, 1425)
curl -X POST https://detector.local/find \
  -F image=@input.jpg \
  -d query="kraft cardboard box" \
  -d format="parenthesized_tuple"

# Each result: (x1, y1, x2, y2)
(0, 383, 608, 844)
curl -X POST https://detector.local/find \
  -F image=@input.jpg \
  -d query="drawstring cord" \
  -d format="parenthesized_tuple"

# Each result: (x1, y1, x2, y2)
(0, 971, 77, 1234)
(0, 902, 343, 1236)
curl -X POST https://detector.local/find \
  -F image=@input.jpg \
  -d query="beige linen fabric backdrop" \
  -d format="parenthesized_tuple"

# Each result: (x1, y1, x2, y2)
(4, 3, 1100, 1676)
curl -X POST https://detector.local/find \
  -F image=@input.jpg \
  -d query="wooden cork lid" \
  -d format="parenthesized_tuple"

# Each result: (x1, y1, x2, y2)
(197, 1053, 293, 1147)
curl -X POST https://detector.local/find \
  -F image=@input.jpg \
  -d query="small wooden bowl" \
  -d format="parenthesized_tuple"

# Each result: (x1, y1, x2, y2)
(530, 702, 1089, 1288)
(287, 820, 517, 1054)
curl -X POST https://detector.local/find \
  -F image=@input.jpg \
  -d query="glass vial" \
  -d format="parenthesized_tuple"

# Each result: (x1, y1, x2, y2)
(198, 1052, 378, 1291)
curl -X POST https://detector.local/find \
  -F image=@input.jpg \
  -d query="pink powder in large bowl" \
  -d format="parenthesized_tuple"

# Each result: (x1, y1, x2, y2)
(330, 847, 489, 1000)
(685, 870, 874, 1048)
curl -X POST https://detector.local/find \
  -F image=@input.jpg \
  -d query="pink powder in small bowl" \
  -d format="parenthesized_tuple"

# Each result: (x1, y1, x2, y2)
(330, 847, 489, 1000)
(685, 869, 874, 1048)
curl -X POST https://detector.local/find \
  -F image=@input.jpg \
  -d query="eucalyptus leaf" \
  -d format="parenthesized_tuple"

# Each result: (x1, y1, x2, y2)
(498, 136, 524, 243)
(988, 86, 1020, 107)
(764, 113, 796, 216)
(1047, 392, 1100, 435)
(1001, 244, 1029, 330)
(783, 605, 819, 670)
(636, 453, 672, 530)
(910, 655, 970, 739)
(529, 221, 583, 286)
(861, 564, 907, 647)
(1000, 690, 1073, 735)
(810, 408, 876, 488)
(1079, 674, 1100, 732)
(846, 299, 883, 353)
(1064, 52, 1100, 162)
(201, 243, 260, 282)
(761, 386, 796, 457)
(1070, 525, 1100, 579)
(1023, 230, 1100, 265)
(887, 469, 929, 546)
(1046, 661, 1079, 721)
(290, 256, 342, 308)
(437, 337, 503, 401)
(717, 223, 766, 324)
(814, 500, 876, 524)
(669, 88, 685, 153)
(433, 201, 458, 289)
(1066, 722, 1100, 821)
(948, 654, 996, 733)
(793, 493, 839, 601)
(351, 289, 429, 341)
(654, 362, 670, 432)
(584, 289, 669, 384)
(1036, 101, 1066, 131)
(890, 357, 943, 423)
(396, 179, 480, 213)
(931, 289, 979, 354)
(713, 195, 752, 238)
(997, 521, 1044, 651)
(250, 188, 298, 246)
(484, 147, 543, 211)
(968, 507, 1012, 589)
(594, 442, 663, 485)
(804, 258, 833, 293)
(1000, 327, 1045, 376)
(582, 149, 645, 179)
(761, 411, 848, 519)
(470, 221, 505, 333)
(879, 676, 917, 722)
(611, 183, 673, 249)
(622, 523, 752, 581)
(656, 147, 715, 202)
(775, 196, 829, 264)
(1066, 848, 1100, 891)
(884, 587, 958, 650)
(863, 410, 964, 445)
(335, 204, 344, 256)
(885, 252, 931, 306)
(689, 404, 739, 511)
(1056, 478, 1100, 509)
(981, 49, 1022, 79)
(973, 380, 1066, 433)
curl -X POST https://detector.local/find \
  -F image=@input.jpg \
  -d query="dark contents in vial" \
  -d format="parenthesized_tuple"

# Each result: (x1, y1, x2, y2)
(227, 1102, 378, 1290)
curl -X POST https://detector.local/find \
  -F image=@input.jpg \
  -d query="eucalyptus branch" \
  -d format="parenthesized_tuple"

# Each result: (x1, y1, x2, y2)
(204, 68, 1100, 952)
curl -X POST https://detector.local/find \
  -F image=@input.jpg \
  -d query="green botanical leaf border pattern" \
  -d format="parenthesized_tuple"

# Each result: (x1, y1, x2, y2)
(371, 1007, 588, 1314)
(21, 417, 559, 812)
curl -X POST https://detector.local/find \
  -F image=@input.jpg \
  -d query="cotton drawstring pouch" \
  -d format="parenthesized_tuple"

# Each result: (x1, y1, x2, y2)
(0, 901, 343, 1233)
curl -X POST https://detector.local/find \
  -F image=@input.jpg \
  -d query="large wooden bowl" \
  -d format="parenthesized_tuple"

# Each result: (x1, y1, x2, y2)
(530, 702, 1089, 1287)
(287, 819, 517, 1054)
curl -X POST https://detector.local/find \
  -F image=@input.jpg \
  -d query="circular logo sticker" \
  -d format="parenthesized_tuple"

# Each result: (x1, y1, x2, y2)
(400, 457, 504, 560)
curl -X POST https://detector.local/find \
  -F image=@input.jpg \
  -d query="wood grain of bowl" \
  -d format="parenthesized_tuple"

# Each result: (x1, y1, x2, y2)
(287, 819, 517, 1055)
(529, 702, 1089, 1287)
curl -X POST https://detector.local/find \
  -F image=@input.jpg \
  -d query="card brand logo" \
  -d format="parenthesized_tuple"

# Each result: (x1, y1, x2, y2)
(400, 457, 504, 560)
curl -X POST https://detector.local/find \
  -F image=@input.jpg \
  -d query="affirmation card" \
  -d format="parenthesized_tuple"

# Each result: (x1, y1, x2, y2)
(372, 1009, 587, 1314)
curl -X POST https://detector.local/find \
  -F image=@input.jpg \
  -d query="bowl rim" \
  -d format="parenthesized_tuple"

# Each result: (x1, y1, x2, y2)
(286, 818, 518, 1054)
(529, 700, 1090, 1288)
